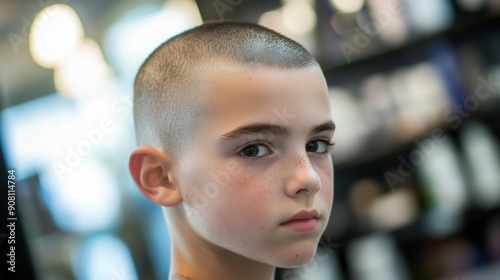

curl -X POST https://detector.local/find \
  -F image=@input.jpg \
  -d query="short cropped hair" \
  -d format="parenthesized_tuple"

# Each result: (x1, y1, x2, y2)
(133, 21, 319, 157)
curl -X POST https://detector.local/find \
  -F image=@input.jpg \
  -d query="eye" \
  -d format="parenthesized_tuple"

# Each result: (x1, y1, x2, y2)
(306, 140, 334, 154)
(239, 144, 270, 158)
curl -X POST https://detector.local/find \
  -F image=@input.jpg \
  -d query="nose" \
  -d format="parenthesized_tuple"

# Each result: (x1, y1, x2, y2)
(284, 154, 321, 198)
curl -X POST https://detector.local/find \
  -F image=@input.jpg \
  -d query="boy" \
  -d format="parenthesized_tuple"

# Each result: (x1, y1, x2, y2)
(129, 21, 335, 280)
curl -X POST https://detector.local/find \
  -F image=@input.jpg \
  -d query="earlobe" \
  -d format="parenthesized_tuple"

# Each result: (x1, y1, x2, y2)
(129, 146, 182, 206)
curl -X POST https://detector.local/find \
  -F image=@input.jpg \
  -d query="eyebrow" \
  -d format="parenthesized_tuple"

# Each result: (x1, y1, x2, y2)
(218, 120, 335, 142)
(311, 120, 336, 135)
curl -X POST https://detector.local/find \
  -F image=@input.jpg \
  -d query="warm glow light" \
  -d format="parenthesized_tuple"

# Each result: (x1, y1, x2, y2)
(258, 1, 318, 54)
(366, 0, 407, 45)
(29, 4, 84, 68)
(54, 39, 111, 97)
(282, 0, 317, 35)
(330, 0, 365, 13)
(163, 0, 202, 25)
(369, 189, 418, 230)
(258, 10, 286, 33)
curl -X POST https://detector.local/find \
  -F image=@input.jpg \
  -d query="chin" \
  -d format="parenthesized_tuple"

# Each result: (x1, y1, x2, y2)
(273, 245, 318, 268)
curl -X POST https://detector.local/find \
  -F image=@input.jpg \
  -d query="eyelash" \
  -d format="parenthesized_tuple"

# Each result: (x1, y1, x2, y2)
(236, 141, 272, 161)
(313, 139, 336, 155)
(236, 139, 335, 161)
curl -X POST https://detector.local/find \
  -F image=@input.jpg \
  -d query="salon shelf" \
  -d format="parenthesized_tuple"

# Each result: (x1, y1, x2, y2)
(320, 14, 500, 80)
(333, 97, 500, 169)
(323, 11, 500, 167)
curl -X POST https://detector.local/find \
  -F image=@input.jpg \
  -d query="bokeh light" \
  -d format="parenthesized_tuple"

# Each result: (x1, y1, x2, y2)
(330, 0, 365, 14)
(29, 4, 84, 69)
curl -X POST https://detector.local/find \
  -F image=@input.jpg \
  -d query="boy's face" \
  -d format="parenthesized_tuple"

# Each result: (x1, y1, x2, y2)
(176, 66, 334, 267)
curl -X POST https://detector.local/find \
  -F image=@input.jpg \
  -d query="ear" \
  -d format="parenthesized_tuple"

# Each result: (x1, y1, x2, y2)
(129, 146, 182, 206)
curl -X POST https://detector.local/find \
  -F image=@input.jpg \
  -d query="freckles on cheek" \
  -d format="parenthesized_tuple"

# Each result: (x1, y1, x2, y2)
(221, 175, 273, 233)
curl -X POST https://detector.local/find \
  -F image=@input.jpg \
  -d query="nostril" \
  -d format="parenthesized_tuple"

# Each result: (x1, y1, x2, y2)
(296, 189, 309, 195)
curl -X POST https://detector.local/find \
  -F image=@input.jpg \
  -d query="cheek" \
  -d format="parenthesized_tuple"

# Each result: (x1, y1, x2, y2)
(319, 159, 334, 205)
(321, 182, 334, 209)
(184, 164, 274, 243)
(216, 173, 273, 230)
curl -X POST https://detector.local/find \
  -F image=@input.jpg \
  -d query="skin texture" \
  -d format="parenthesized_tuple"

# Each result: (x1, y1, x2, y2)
(129, 66, 334, 280)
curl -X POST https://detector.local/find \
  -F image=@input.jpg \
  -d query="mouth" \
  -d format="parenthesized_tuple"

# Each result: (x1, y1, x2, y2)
(280, 209, 320, 232)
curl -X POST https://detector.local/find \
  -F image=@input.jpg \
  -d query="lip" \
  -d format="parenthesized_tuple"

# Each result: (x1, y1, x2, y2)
(280, 209, 320, 232)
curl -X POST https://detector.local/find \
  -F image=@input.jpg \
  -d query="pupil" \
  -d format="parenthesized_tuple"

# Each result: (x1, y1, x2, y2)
(307, 142, 317, 151)
(243, 145, 259, 157)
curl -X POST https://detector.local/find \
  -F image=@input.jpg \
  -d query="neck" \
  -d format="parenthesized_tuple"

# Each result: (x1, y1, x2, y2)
(164, 208, 276, 280)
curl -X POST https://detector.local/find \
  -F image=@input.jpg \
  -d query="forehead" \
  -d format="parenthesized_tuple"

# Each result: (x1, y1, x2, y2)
(200, 65, 331, 134)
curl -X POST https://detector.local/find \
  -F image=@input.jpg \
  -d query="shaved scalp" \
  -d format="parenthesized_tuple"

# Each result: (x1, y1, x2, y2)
(133, 21, 319, 157)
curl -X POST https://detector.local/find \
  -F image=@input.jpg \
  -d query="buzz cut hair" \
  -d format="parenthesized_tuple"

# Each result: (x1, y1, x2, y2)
(133, 21, 319, 157)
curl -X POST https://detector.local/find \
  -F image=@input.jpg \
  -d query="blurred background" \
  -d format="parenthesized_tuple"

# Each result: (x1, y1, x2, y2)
(1, 0, 500, 279)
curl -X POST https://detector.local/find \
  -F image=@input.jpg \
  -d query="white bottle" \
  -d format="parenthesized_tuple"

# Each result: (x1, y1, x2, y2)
(460, 121, 500, 209)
